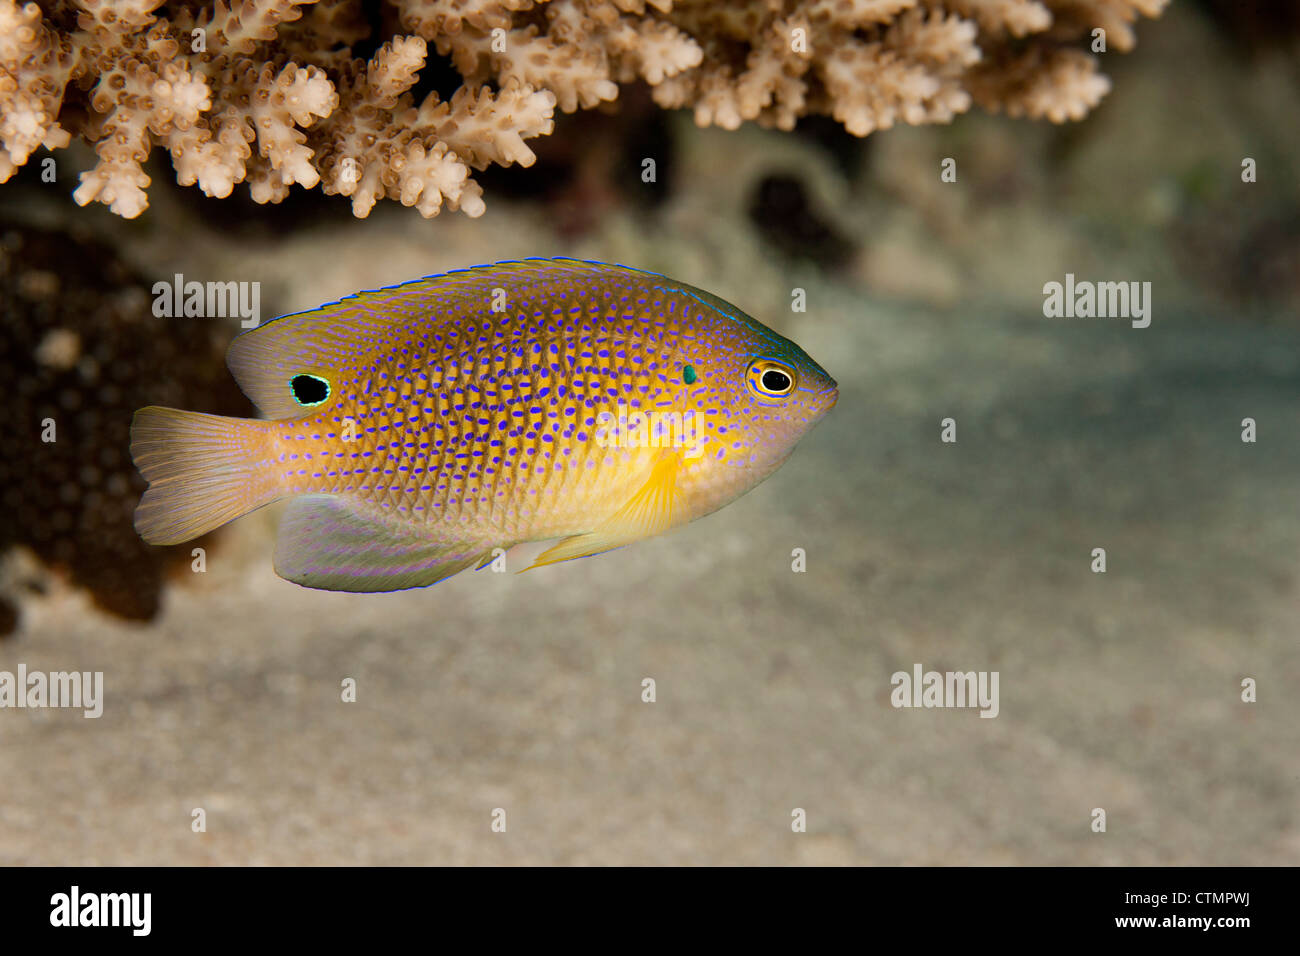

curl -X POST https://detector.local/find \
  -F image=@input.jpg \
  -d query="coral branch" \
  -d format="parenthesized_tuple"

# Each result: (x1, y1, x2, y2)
(0, 0, 1167, 219)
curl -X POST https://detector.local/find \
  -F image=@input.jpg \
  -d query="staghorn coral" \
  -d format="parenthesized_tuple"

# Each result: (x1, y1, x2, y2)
(1, 0, 1167, 219)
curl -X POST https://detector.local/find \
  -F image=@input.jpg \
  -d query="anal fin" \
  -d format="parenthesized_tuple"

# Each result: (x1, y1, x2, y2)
(274, 494, 490, 593)
(526, 451, 684, 571)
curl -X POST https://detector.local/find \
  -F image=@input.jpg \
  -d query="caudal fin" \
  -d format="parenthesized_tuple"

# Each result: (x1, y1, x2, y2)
(130, 407, 279, 545)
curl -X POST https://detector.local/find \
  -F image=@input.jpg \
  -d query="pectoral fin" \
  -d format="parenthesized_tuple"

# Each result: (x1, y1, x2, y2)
(525, 452, 685, 571)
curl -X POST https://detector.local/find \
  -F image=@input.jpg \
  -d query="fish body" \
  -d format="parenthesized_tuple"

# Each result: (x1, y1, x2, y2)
(131, 259, 836, 592)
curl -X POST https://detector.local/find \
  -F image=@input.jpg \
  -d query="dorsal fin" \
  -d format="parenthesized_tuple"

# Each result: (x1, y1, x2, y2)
(225, 258, 666, 420)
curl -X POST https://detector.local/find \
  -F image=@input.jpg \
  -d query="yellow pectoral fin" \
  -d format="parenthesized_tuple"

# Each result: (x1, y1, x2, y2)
(525, 451, 686, 571)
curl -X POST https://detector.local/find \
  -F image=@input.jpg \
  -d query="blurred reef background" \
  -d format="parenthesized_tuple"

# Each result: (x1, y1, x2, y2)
(0, 0, 1298, 864)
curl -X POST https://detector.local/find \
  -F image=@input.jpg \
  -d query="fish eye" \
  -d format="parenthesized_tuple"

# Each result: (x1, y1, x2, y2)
(747, 360, 796, 399)
(290, 374, 330, 406)
(762, 368, 791, 392)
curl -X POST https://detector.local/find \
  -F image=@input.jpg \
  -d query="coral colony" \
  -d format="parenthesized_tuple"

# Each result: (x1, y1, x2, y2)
(0, 226, 252, 626)
(1, 0, 1166, 220)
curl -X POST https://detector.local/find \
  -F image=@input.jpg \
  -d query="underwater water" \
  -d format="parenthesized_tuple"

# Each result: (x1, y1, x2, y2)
(1, 3, 1297, 865)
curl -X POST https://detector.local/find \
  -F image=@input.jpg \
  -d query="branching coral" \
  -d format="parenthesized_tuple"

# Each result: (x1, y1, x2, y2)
(0, 0, 1167, 219)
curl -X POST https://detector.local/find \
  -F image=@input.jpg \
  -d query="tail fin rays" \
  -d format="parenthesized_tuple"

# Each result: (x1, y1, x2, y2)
(130, 407, 279, 545)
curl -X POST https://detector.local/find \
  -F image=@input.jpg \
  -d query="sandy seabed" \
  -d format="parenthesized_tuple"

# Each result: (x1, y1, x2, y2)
(5, 206, 1298, 864)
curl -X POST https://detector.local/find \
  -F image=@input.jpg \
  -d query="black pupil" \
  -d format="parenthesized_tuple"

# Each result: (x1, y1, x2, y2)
(761, 369, 791, 392)
(291, 375, 328, 404)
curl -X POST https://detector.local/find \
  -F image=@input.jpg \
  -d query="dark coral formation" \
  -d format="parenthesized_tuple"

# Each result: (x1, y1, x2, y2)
(0, 225, 251, 630)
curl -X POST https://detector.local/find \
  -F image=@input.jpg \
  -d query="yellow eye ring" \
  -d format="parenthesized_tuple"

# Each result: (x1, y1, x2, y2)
(746, 359, 796, 399)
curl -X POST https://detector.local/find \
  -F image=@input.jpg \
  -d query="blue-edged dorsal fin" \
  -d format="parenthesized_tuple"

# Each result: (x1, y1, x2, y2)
(225, 258, 664, 420)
